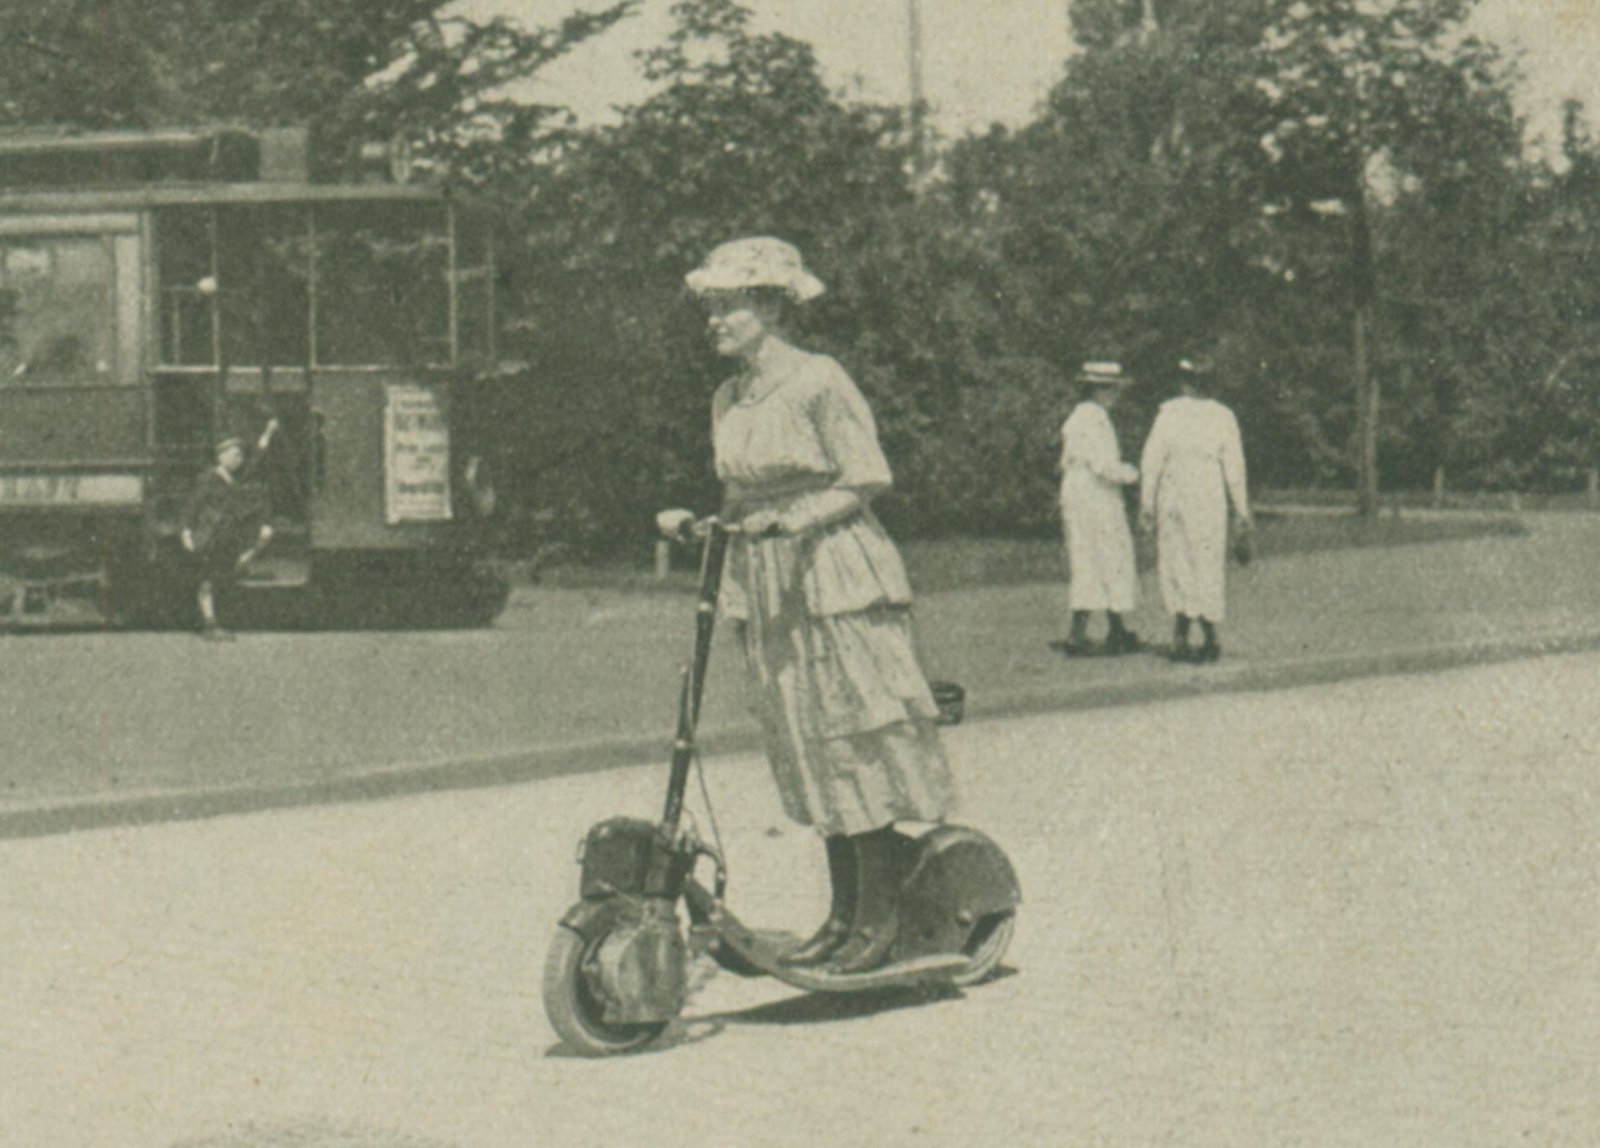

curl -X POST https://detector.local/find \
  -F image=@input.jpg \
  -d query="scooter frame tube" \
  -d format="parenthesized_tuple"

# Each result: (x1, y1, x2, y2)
(660, 521, 732, 835)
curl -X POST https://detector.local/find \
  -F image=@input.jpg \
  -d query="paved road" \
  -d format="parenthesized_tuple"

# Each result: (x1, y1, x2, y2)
(4, 654, 1597, 1147)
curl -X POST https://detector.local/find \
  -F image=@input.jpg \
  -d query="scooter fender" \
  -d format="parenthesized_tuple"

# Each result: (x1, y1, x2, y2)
(893, 825, 1022, 963)
(558, 893, 638, 945)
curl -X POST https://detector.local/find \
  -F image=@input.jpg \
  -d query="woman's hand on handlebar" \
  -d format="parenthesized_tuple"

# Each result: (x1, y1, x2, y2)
(655, 508, 701, 541)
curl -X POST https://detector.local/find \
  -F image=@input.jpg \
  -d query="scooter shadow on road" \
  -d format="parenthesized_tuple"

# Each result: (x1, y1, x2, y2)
(688, 964, 1019, 1030)
(539, 967, 1019, 1059)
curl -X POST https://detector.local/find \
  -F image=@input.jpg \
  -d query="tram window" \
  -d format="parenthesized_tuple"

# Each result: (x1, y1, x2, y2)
(0, 237, 114, 384)
(216, 205, 311, 368)
(156, 207, 213, 365)
(315, 201, 449, 367)
(157, 205, 312, 368)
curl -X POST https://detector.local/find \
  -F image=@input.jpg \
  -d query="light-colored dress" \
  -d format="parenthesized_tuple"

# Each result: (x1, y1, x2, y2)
(1059, 401, 1139, 612)
(714, 351, 955, 837)
(1138, 395, 1249, 622)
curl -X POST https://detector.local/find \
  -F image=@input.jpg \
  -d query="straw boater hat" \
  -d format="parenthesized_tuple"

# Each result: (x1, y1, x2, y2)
(214, 435, 244, 457)
(684, 237, 826, 302)
(1078, 361, 1129, 385)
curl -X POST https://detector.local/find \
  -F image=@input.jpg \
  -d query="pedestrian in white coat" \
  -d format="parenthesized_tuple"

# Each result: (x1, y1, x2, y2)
(1058, 361, 1141, 655)
(1138, 356, 1252, 663)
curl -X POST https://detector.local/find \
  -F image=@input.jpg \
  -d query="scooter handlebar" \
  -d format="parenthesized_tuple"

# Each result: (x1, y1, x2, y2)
(655, 509, 783, 542)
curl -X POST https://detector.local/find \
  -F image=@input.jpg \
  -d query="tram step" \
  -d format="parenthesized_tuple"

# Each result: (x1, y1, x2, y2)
(235, 554, 310, 589)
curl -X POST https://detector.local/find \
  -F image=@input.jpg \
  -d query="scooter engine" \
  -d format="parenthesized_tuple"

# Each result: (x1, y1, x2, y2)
(590, 898, 688, 1026)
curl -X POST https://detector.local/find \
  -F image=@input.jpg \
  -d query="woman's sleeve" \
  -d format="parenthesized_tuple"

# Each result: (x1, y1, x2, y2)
(784, 361, 889, 534)
(812, 362, 892, 495)
(1221, 407, 1249, 519)
(1139, 413, 1168, 517)
(711, 380, 740, 517)
(1094, 412, 1145, 489)
(1082, 408, 1138, 486)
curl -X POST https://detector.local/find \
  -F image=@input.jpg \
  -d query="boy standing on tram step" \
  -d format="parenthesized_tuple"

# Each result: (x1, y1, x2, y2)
(180, 418, 279, 640)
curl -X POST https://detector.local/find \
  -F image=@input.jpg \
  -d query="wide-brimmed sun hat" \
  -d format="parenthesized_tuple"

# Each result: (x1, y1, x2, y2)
(685, 236, 826, 302)
(1078, 361, 1130, 385)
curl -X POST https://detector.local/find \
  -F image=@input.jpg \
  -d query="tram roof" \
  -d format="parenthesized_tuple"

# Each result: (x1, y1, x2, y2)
(0, 181, 491, 214)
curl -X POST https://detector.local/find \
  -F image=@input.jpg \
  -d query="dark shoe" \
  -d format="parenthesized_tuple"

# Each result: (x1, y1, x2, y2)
(1053, 639, 1101, 657)
(1167, 643, 1193, 664)
(828, 828, 905, 975)
(781, 835, 857, 968)
(1199, 642, 1222, 663)
(1105, 631, 1143, 655)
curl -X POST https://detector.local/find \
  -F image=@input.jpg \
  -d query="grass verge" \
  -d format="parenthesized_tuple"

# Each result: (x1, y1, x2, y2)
(527, 509, 1526, 595)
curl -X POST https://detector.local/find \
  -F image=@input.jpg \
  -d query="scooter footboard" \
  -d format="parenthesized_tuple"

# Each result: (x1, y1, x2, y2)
(893, 825, 1022, 963)
(684, 878, 968, 993)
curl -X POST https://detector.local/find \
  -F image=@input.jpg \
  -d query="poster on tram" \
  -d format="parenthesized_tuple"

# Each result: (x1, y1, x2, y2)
(383, 384, 453, 524)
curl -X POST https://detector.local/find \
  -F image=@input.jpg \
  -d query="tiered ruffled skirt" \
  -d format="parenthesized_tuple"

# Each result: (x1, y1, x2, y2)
(722, 508, 957, 836)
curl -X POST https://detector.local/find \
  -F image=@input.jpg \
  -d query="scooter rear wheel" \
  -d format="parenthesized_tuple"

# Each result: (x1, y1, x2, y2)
(542, 926, 669, 1056)
(947, 910, 1016, 988)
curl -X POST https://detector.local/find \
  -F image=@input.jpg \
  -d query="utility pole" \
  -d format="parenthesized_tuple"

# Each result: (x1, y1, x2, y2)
(907, 0, 927, 177)
(1350, 178, 1379, 519)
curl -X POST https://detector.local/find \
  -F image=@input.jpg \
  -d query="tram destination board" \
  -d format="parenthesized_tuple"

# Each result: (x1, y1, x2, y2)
(0, 473, 142, 506)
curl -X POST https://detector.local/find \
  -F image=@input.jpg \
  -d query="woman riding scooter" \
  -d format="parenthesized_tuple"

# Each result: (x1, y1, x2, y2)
(682, 237, 957, 975)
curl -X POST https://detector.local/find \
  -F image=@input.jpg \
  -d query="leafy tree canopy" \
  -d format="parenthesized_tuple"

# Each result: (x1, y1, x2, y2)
(0, 0, 633, 183)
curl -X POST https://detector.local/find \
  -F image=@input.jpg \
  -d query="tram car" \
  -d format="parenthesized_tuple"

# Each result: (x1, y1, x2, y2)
(0, 127, 507, 628)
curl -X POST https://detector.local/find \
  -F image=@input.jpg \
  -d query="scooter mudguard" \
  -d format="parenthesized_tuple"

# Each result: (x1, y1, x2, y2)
(892, 825, 1022, 965)
(559, 892, 637, 944)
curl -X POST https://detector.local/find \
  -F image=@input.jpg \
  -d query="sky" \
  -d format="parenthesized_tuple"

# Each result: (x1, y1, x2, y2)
(466, 0, 1600, 150)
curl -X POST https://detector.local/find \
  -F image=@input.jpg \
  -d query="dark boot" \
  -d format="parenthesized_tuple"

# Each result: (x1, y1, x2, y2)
(1060, 610, 1095, 655)
(1168, 614, 1193, 662)
(829, 827, 904, 975)
(781, 835, 857, 967)
(1105, 612, 1141, 654)
(1198, 619, 1221, 663)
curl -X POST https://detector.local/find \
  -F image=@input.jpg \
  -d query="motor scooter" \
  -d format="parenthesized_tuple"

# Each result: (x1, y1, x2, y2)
(541, 515, 1020, 1056)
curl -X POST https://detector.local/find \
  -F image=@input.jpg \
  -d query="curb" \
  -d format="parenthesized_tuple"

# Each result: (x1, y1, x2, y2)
(3, 630, 1598, 841)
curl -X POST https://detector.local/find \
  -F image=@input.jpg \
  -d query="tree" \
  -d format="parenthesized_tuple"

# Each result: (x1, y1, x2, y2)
(946, 1, 1290, 476)
(1464, 102, 1600, 494)
(1249, 0, 1516, 513)
(507, 0, 1084, 550)
(508, 0, 930, 551)
(0, 0, 632, 185)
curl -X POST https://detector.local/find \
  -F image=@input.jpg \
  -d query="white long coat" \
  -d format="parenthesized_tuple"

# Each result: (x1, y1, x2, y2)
(1138, 395, 1249, 621)
(1059, 401, 1139, 612)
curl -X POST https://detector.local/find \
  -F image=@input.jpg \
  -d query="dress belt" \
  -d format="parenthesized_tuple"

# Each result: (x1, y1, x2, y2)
(723, 476, 836, 511)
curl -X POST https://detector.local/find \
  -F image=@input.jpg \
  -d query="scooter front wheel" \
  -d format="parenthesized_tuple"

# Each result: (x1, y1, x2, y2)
(542, 926, 669, 1056)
